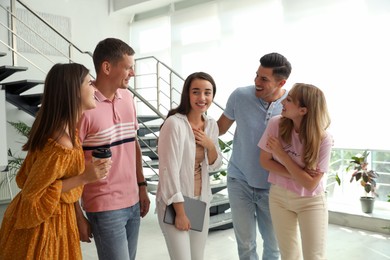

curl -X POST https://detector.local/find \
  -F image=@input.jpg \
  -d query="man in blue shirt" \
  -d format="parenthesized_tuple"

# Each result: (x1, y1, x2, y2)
(218, 53, 292, 260)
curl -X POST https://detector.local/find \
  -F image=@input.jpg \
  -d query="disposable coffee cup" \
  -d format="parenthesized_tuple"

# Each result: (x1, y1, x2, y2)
(92, 148, 112, 179)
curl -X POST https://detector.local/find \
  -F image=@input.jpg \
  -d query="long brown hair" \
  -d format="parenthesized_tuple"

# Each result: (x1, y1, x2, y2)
(23, 63, 89, 151)
(279, 83, 331, 169)
(160, 72, 216, 129)
(166, 72, 216, 118)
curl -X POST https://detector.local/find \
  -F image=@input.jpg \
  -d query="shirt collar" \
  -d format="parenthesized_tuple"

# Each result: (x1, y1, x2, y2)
(94, 88, 123, 102)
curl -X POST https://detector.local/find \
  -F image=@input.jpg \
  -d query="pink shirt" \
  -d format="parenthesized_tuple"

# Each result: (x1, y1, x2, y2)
(79, 88, 139, 212)
(258, 115, 333, 196)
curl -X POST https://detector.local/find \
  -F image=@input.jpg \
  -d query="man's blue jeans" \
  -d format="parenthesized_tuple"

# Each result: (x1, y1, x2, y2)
(227, 177, 280, 260)
(86, 203, 141, 260)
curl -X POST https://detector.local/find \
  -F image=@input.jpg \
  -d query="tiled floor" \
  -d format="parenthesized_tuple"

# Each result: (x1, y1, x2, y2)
(80, 194, 390, 260)
(1, 195, 389, 259)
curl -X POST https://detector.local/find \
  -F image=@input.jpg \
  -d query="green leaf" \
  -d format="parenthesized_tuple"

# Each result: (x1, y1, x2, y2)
(364, 183, 372, 193)
(7, 121, 31, 138)
(335, 174, 341, 186)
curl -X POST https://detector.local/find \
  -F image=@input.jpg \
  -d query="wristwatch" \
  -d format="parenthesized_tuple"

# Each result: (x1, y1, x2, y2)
(138, 181, 147, 187)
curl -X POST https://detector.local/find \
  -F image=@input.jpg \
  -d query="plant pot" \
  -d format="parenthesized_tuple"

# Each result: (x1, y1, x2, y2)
(360, 196, 375, 213)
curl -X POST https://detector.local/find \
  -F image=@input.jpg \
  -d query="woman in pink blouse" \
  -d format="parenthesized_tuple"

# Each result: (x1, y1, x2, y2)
(258, 83, 332, 260)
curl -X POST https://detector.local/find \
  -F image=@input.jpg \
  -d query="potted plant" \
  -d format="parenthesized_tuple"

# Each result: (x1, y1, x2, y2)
(0, 121, 30, 189)
(346, 150, 379, 213)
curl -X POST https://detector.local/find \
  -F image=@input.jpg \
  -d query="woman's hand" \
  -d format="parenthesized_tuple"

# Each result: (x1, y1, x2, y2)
(83, 159, 112, 183)
(174, 214, 191, 231)
(266, 136, 285, 157)
(193, 128, 213, 150)
(62, 159, 112, 192)
(305, 168, 323, 177)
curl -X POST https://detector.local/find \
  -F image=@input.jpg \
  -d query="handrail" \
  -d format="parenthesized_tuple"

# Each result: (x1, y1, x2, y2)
(1, 0, 234, 178)
(134, 55, 234, 153)
(136, 56, 184, 81)
(0, 39, 46, 74)
(1, 0, 92, 69)
(127, 86, 166, 119)
(15, 0, 92, 57)
(0, 6, 86, 63)
(135, 55, 228, 112)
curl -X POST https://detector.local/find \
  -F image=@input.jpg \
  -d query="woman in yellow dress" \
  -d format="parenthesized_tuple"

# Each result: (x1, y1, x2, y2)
(0, 63, 111, 259)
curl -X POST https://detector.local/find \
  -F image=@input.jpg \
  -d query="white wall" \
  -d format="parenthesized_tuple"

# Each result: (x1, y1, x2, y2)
(0, 0, 131, 155)
(130, 0, 390, 150)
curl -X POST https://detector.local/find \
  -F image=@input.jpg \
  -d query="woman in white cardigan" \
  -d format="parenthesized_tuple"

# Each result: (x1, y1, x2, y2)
(156, 72, 223, 260)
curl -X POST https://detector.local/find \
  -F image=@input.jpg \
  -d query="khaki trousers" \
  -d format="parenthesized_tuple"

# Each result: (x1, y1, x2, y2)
(269, 184, 328, 260)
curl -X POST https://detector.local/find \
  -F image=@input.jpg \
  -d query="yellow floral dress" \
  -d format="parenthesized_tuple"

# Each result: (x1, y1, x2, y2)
(0, 137, 84, 260)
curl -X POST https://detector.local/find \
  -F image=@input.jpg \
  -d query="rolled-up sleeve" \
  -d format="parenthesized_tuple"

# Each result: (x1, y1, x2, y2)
(158, 118, 185, 205)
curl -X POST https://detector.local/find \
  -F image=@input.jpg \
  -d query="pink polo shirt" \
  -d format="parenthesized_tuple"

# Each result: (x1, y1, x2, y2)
(78, 88, 139, 212)
(258, 115, 333, 196)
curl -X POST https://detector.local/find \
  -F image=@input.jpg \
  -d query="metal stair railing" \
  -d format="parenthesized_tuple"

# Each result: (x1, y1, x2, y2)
(133, 56, 234, 169)
(0, 0, 92, 72)
(1, 0, 234, 181)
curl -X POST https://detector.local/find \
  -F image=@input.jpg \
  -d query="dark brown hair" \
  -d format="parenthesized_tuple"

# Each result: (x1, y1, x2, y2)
(166, 72, 216, 118)
(93, 38, 135, 74)
(260, 52, 292, 81)
(23, 63, 89, 151)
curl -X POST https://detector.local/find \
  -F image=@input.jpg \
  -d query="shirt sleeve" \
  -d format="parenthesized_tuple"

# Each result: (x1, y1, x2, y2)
(317, 132, 334, 173)
(223, 88, 238, 121)
(206, 119, 223, 171)
(14, 149, 75, 229)
(157, 117, 185, 205)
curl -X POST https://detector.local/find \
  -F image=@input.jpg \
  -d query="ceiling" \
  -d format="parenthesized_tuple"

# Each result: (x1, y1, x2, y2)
(111, 0, 214, 20)
(112, 0, 187, 15)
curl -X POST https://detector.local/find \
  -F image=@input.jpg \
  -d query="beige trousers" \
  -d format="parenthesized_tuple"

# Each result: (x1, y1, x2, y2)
(269, 184, 328, 260)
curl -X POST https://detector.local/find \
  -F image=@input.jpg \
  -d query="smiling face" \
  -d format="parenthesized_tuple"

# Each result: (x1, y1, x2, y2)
(189, 79, 214, 114)
(108, 54, 135, 89)
(80, 74, 96, 112)
(254, 65, 286, 102)
(281, 94, 307, 122)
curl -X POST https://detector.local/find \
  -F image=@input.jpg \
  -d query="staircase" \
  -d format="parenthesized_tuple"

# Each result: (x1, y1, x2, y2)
(1, 0, 233, 231)
(0, 49, 233, 230)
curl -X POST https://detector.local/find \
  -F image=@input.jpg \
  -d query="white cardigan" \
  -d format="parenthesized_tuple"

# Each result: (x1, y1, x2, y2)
(156, 113, 223, 206)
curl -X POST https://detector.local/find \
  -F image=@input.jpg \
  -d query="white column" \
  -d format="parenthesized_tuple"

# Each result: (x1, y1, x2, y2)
(0, 90, 7, 171)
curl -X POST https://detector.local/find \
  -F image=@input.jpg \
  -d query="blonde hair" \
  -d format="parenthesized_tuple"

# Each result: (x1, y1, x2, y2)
(279, 83, 331, 169)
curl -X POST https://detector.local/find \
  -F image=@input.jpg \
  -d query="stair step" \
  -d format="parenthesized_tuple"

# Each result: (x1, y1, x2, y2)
(141, 146, 158, 160)
(209, 167, 227, 176)
(0, 65, 28, 82)
(138, 135, 158, 148)
(210, 181, 227, 194)
(209, 211, 233, 230)
(138, 124, 160, 136)
(0, 52, 6, 57)
(143, 159, 159, 168)
(138, 115, 161, 123)
(5, 93, 39, 117)
(146, 180, 158, 194)
(2, 79, 44, 94)
(210, 193, 229, 207)
(22, 93, 42, 106)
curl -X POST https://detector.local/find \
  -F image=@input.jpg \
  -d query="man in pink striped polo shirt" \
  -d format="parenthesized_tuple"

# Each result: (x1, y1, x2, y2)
(75, 38, 150, 260)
